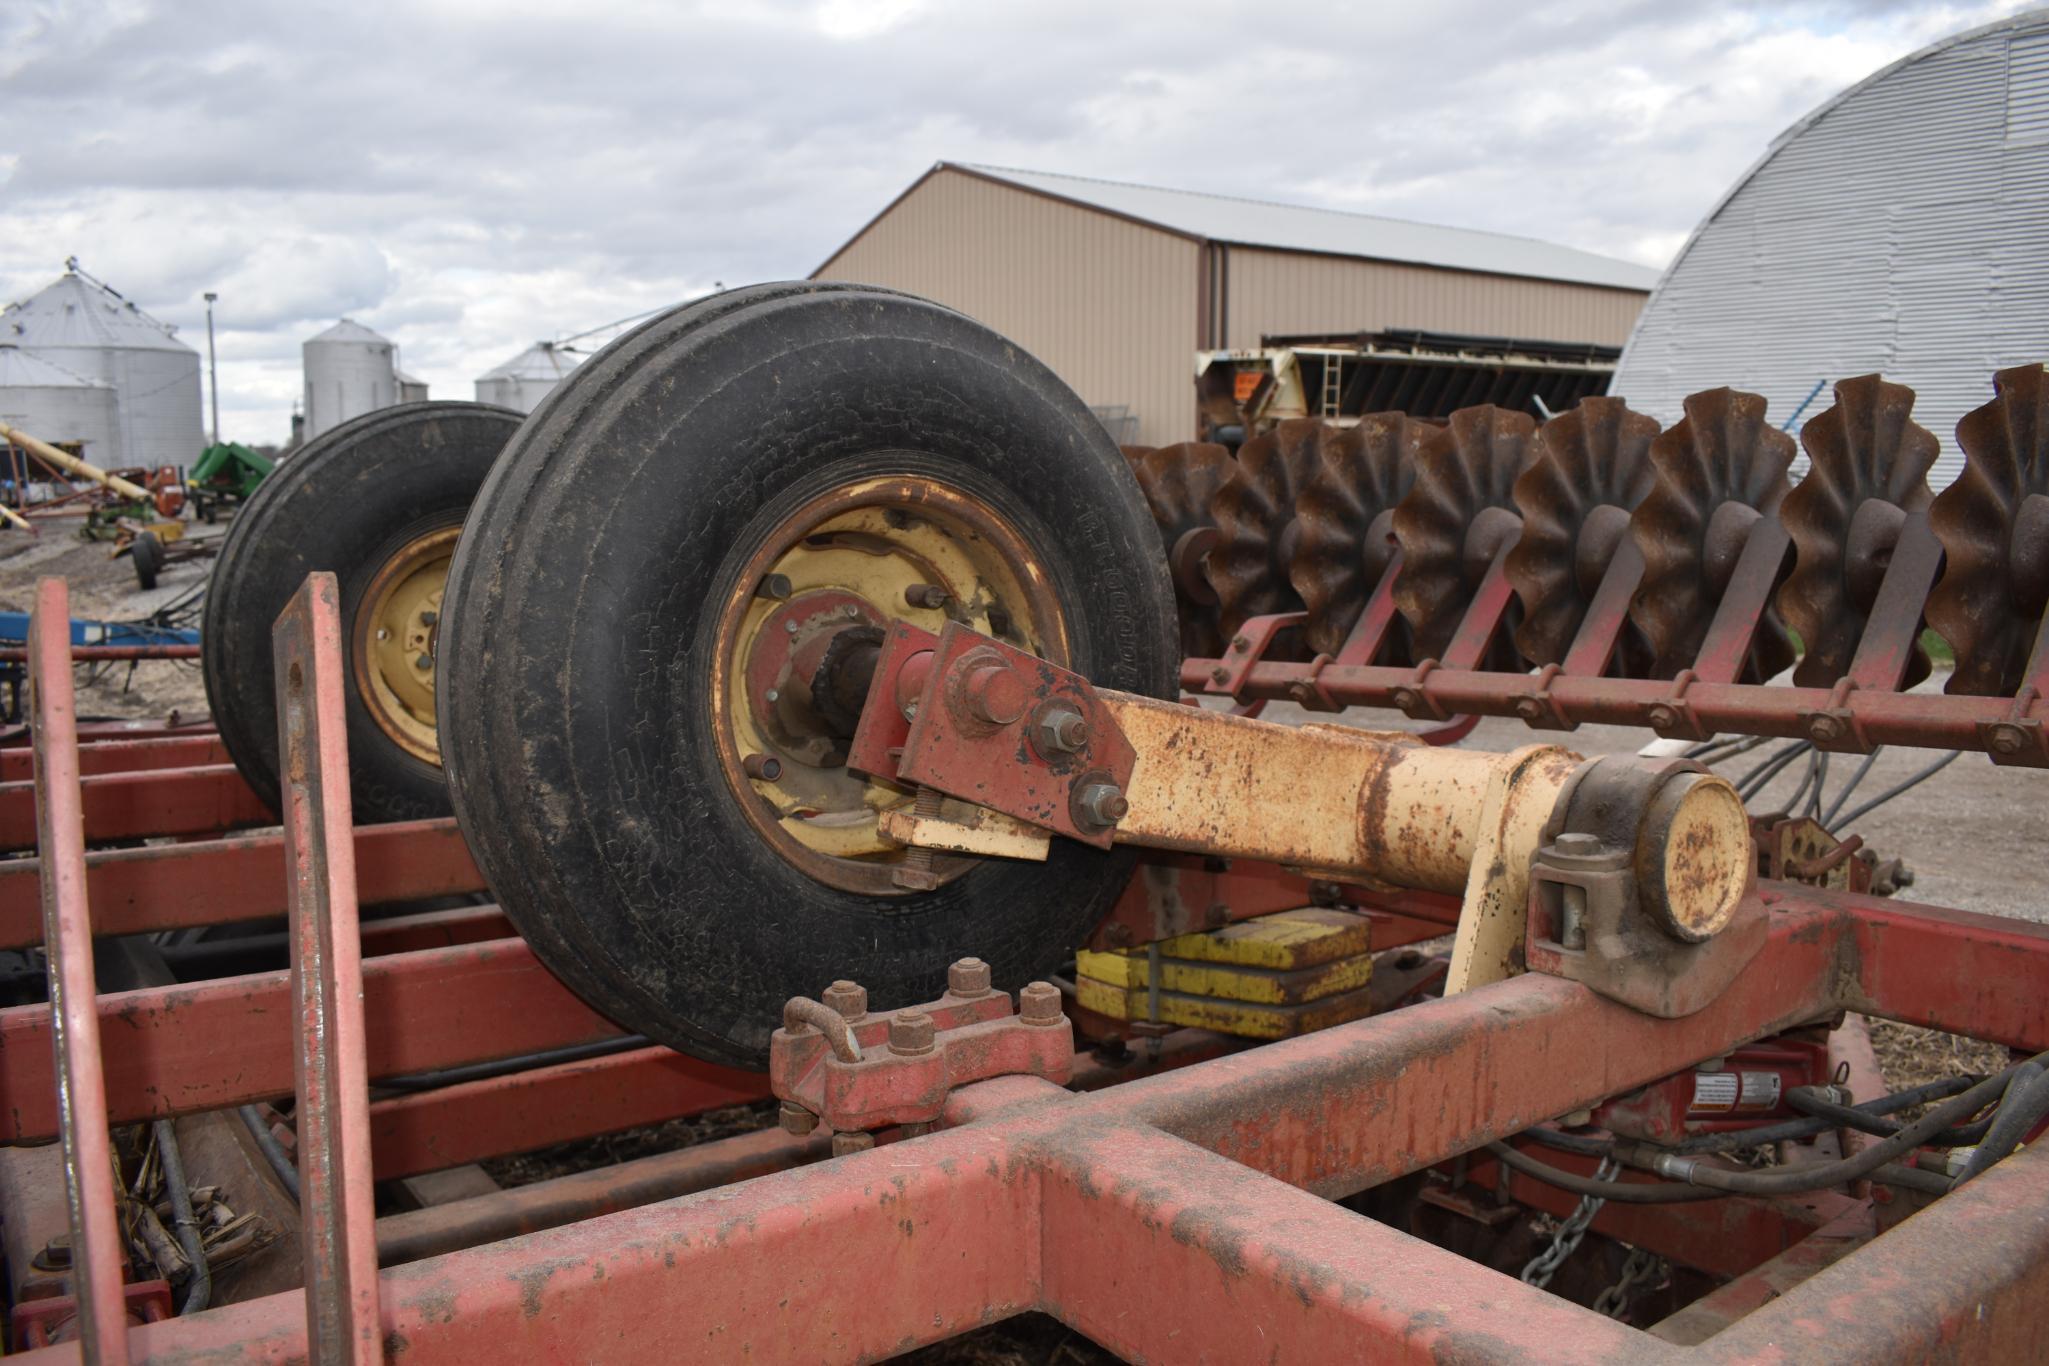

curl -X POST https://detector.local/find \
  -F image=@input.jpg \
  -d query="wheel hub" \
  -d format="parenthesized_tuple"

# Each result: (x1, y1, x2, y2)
(712, 475, 1067, 894)
(353, 525, 459, 766)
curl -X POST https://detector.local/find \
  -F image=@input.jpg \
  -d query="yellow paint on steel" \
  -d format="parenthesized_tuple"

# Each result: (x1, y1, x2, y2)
(0, 422, 153, 503)
(351, 526, 458, 766)
(1073, 974, 1377, 1039)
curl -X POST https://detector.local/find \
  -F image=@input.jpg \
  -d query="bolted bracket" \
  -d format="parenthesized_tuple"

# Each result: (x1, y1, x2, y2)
(770, 960, 1074, 1138)
(850, 620, 1137, 849)
(1522, 757, 1764, 1019)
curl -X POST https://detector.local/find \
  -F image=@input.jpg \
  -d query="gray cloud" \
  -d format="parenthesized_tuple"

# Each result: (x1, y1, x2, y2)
(0, 0, 2032, 443)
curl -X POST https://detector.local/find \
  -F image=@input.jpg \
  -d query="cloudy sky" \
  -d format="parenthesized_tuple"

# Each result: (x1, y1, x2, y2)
(0, 0, 2034, 445)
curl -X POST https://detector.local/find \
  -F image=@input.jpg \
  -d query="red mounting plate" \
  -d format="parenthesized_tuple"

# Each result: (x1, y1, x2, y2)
(890, 621, 1136, 850)
(845, 620, 941, 784)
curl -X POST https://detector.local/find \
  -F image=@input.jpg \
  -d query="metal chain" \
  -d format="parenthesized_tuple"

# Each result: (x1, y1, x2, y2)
(1593, 1245, 1666, 1319)
(1519, 1155, 1620, 1288)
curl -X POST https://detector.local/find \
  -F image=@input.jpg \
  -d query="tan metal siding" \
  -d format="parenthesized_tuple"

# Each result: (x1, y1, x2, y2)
(1222, 247, 1647, 350)
(815, 169, 1200, 446)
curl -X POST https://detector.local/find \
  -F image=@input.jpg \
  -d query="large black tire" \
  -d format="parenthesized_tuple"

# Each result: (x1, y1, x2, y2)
(439, 283, 1178, 1068)
(202, 401, 522, 822)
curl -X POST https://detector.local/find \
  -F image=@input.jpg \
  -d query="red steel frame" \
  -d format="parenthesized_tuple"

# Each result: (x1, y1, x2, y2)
(10, 570, 2049, 1361)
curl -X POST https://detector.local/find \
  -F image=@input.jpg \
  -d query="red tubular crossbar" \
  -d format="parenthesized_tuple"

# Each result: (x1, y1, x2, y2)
(19, 889, 2045, 1363)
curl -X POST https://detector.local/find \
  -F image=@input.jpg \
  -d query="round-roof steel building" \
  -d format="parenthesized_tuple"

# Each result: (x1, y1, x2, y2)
(1614, 10, 2049, 486)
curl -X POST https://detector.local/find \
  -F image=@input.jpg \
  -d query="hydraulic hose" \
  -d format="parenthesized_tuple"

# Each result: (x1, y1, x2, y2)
(153, 1119, 211, 1314)
(1956, 1066, 2049, 1184)
(1486, 1139, 1948, 1203)
(238, 1104, 301, 1203)
(1785, 1078, 2002, 1149)
(1520, 1074, 1979, 1158)
(1637, 1053, 2046, 1196)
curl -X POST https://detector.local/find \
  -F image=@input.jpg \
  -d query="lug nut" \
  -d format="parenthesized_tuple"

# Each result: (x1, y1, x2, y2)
(905, 583, 950, 610)
(420, 609, 438, 626)
(756, 573, 793, 600)
(743, 752, 783, 781)
(822, 980, 868, 1020)
(948, 957, 992, 998)
(1075, 782, 1128, 828)
(779, 1100, 818, 1136)
(414, 653, 433, 670)
(965, 664, 1026, 726)
(1036, 706, 1089, 755)
(832, 1131, 875, 1158)
(889, 1009, 936, 1056)
(1019, 981, 1064, 1025)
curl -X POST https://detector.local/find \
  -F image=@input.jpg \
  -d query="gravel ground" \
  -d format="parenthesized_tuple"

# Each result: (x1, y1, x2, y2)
(0, 519, 220, 721)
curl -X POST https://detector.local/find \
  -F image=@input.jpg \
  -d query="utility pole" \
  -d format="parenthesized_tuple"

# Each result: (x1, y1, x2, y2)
(203, 292, 220, 446)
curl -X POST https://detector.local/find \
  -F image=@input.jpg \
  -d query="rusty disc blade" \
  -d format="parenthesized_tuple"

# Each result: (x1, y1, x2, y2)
(1629, 388, 1798, 682)
(1927, 364, 2049, 696)
(1390, 404, 1537, 669)
(1777, 375, 1937, 689)
(1131, 442, 1235, 659)
(1506, 396, 1660, 671)
(1209, 419, 1327, 648)
(1290, 412, 1421, 660)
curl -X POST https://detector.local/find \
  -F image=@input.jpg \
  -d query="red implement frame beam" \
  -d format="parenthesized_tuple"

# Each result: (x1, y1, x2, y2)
(0, 733, 226, 782)
(0, 644, 201, 663)
(0, 763, 270, 850)
(273, 573, 381, 1362)
(0, 818, 485, 948)
(0, 718, 214, 747)
(26, 579, 129, 1364)
(0, 938, 628, 1142)
(21, 889, 2043, 1363)
(1182, 654, 2049, 756)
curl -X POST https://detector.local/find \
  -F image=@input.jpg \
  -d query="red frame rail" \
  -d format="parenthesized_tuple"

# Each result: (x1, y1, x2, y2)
(11, 570, 2049, 1361)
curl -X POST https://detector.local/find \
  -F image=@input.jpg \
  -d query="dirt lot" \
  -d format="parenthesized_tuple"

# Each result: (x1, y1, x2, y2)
(0, 518, 220, 721)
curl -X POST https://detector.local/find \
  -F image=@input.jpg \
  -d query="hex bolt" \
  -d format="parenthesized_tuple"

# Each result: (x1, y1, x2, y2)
(1515, 698, 1543, 722)
(742, 752, 783, 781)
(1075, 782, 1129, 828)
(1554, 832, 1605, 858)
(888, 1009, 936, 1056)
(756, 572, 793, 601)
(904, 583, 950, 610)
(1231, 634, 1251, 652)
(414, 653, 433, 671)
(832, 1131, 875, 1158)
(822, 980, 868, 1020)
(964, 664, 1027, 726)
(419, 609, 439, 627)
(1809, 715, 1842, 742)
(1209, 666, 1230, 684)
(1647, 704, 1679, 729)
(765, 687, 782, 703)
(948, 957, 992, 998)
(1019, 981, 1064, 1025)
(779, 1100, 818, 1136)
(1990, 728, 2023, 756)
(1036, 706, 1089, 755)
(784, 618, 799, 634)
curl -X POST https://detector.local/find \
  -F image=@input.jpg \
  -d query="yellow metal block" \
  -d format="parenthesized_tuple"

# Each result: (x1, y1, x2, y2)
(1074, 975, 1376, 1040)
(1075, 908, 1375, 1023)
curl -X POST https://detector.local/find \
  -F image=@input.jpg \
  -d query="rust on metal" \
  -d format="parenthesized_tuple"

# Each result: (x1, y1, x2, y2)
(273, 571, 381, 1363)
(27, 577, 129, 1364)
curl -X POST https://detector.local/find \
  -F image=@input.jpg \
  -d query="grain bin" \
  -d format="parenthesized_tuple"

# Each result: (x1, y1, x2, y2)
(303, 319, 399, 440)
(1, 269, 202, 467)
(474, 341, 579, 413)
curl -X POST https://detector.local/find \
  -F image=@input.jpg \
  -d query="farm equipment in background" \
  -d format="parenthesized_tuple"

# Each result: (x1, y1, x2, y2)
(5, 286, 2048, 1362)
(1195, 328, 1621, 444)
(184, 441, 273, 522)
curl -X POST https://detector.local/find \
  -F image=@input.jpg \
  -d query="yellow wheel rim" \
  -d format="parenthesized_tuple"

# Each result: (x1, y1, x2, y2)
(711, 476, 1068, 895)
(352, 525, 459, 766)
